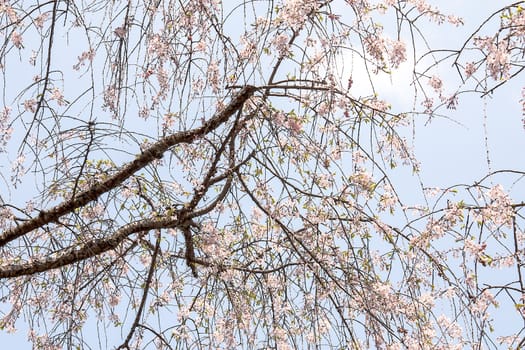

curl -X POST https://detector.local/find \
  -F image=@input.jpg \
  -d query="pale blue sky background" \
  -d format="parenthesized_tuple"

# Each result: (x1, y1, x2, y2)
(345, 0, 525, 191)
(1, 0, 525, 348)
(345, 1, 525, 346)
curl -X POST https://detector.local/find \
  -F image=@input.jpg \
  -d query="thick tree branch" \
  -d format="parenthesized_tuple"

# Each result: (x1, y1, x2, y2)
(0, 216, 179, 278)
(0, 85, 256, 247)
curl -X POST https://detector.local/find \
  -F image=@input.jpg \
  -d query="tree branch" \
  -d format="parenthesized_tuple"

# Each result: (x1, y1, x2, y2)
(0, 216, 179, 278)
(0, 85, 256, 247)
(117, 231, 161, 350)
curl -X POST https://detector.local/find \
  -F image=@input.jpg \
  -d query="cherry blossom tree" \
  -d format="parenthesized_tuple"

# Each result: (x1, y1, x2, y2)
(0, 0, 524, 349)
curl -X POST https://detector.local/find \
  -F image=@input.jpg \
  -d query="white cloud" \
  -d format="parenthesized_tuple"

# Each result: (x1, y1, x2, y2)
(339, 50, 417, 111)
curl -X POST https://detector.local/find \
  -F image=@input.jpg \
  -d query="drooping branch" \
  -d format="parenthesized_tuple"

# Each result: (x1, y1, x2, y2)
(117, 232, 161, 350)
(0, 85, 257, 247)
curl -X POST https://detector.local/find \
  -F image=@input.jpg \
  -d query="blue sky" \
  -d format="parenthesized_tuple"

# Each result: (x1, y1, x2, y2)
(1, 1, 525, 348)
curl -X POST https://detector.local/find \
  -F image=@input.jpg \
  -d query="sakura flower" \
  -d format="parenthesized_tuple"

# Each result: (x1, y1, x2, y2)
(239, 33, 256, 60)
(34, 13, 49, 29)
(207, 60, 220, 93)
(422, 97, 433, 113)
(286, 117, 302, 134)
(108, 293, 121, 307)
(428, 75, 442, 91)
(474, 36, 511, 80)
(388, 39, 407, 68)
(2, 4, 19, 23)
(195, 40, 207, 51)
(162, 112, 176, 130)
(486, 45, 510, 80)
(479, 184, 514, 227)
(378, 184, 397, 212)
(73, 49, 95, 70)
(364, 33, 385, 63)
(0, 107, 13, 152)
(272, 111, 286, 126)
(155, 65, 169, 99)
(82, 203, 104, 220)
(317, 101, 331, 115)
(147, 33, 169, 60)
(272, 33, 291, 56)
(447, 15, 464, 26)
(11, 154, 26, 183)
(10, 31, 23, 49)
(279, 0, 319, 30)
(103, 85, 118, 112)
(192, 77, 204, 94)
(113, 26, 126, 39)
(316, 174, 332, 189)
(23, 99, 37, 113)
(464, 239, 486, 258)
(497, 335, 521, 347)
(409, 0, 431, 13)
(350, 169, 374, 193)
(469, 290, 498, 319)
(464, 62, 477, 78)
(49, 87, 66, 106)
(437, 315, 463, 338)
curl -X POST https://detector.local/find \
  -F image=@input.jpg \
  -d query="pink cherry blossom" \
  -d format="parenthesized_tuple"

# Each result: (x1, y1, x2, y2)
(0, 2, 523, 350)
(49, 87, 66, 106)
(10, 30, 23, 48)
